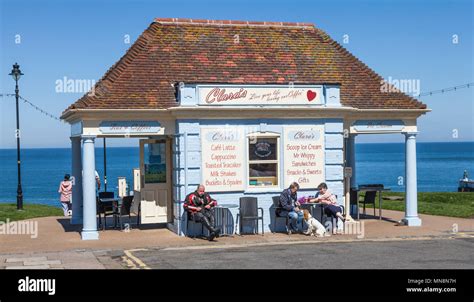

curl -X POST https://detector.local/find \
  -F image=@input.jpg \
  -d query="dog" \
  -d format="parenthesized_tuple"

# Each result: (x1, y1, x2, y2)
(303, 209, 328, 237)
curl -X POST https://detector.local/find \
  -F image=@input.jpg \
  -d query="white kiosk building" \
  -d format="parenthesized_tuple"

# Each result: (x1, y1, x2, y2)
(61, 18, 429, 240)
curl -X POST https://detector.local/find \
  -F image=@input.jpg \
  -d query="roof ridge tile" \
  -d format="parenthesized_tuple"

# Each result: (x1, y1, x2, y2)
(154, 17, 315, 29)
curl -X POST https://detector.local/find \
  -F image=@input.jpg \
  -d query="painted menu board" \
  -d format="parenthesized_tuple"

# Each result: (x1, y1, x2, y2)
(283, 125, 325, 189)
(201, 127, 245, 191)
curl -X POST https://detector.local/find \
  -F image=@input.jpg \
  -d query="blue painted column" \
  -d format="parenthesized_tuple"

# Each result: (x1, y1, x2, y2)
(348, 134, 357, 188)
(81, 135, 99, 240)
(70, 136, 83, 225)
(402, 132, 422, 226)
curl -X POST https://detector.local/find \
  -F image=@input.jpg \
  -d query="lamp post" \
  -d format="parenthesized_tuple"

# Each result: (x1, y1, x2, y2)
(9, 63, 24, 210)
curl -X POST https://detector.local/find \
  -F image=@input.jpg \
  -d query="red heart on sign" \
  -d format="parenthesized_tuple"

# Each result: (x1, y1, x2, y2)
(307, 90, 317, 101)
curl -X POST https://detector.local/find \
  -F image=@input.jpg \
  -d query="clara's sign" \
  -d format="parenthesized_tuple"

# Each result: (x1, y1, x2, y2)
(352, 120, 405, 133)
(197, 85, 323, 106)
(283, 125, 325, 189)
(99, 121, 161, 134)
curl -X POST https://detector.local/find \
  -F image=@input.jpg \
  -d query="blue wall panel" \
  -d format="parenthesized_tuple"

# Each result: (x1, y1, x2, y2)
(172, 118, 345, 235)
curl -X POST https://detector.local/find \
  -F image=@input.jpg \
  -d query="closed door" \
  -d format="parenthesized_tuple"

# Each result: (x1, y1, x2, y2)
(139, 139, 172, 224)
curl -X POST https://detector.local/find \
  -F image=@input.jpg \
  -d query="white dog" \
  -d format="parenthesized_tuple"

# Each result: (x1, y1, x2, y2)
(303, 209, 328, 237)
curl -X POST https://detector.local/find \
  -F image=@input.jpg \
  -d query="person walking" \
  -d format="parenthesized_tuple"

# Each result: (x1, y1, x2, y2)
(58, 174, 73, 216)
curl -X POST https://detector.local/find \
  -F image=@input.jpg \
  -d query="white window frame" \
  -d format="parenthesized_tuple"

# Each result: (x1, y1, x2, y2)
(247, 132, 280, 189)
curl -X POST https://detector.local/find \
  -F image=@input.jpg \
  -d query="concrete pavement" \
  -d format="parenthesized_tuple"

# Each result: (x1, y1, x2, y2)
(0, 251, 106, 269)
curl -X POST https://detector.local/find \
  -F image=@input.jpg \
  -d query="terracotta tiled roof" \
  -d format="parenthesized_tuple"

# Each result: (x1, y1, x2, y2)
(62, 18, 427, 115)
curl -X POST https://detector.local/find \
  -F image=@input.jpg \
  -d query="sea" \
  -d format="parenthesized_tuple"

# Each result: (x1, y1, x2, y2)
(0, 142, 473, 207)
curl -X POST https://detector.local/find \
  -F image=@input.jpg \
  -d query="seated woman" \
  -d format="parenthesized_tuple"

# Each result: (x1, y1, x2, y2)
(308, 182, 345, 234)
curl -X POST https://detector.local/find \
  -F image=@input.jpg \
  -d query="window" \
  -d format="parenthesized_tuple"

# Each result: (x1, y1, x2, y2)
(248, 136, 279, 187)
(144, 142, 167, 183)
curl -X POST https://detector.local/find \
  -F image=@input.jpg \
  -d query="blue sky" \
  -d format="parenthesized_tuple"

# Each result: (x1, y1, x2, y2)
(0, 0, 473, 148)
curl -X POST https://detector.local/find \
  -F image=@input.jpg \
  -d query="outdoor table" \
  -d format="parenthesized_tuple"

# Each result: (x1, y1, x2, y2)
(99, 197, 121, 229)
(300, 202, 325, 224)
(357, 186, 391, 220)
(215, 203, 239, 236)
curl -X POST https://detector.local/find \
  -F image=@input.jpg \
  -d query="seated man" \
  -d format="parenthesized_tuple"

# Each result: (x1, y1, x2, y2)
(308, 182, 345, 234)
(279, 182, 304, 234)
(184, 184, 221, 241)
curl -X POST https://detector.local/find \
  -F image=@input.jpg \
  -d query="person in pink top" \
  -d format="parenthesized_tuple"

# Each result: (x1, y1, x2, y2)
(308, 182, 345, 234)
(58, 174, 73, 216)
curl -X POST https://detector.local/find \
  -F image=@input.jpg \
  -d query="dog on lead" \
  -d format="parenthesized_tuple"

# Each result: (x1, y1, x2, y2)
(303, 209, 328, 237)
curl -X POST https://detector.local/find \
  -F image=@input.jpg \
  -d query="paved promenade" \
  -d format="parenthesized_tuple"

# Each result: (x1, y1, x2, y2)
(0, 209, 472, 269)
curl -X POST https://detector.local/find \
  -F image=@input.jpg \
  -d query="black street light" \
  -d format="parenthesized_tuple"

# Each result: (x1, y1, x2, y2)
(9, 63, 24, 210)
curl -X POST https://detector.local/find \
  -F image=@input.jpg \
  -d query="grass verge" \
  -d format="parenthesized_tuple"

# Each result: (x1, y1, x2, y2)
(0, 203, 63, 222)
(359, 192, 474, 218)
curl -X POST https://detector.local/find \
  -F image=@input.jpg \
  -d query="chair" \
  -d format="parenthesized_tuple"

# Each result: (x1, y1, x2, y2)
(97, 191, 115, 230)
(271, 196, 304, 234)
(116, 196, 134, 230)
(184, 210, 204, 238)
(236, 197, 264, 235)
(362, 191, 377, 217)
(350, 188, 360, 220)
(136, 200, 141, 226)
(272, 196, 288, 233)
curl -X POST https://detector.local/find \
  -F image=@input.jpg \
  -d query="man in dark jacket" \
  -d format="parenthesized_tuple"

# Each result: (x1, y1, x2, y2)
(184, 184, 221, 241)
(279, 182, 303, 234)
